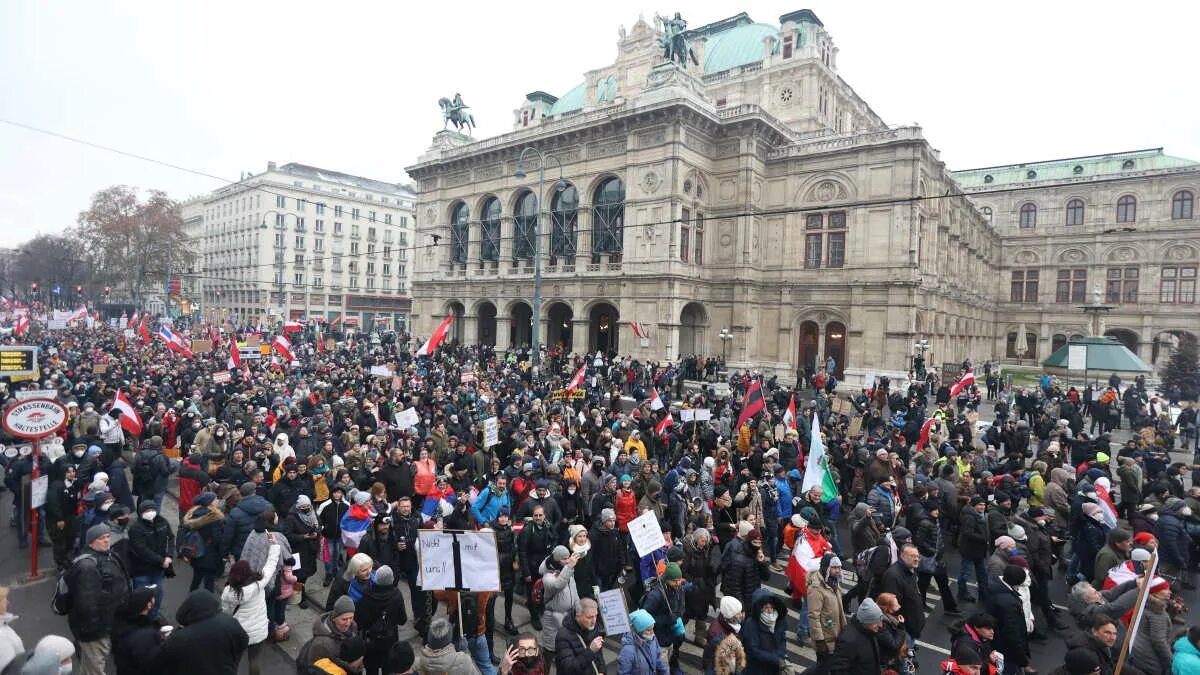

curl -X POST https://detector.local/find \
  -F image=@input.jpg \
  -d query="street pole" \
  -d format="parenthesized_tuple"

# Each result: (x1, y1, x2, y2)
(515, 148, 566, 371)
(28, 437, 41, 580)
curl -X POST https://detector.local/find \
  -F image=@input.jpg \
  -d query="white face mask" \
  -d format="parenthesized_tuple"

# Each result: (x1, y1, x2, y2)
(60, 665, 72, 675)
(567, 488, 576, 495)
(100, 502, 112, 512)
(1148, 513, 1159, 521)
(729, 621, 741, 633)
(142, 511, 157, 521)
(1182, 507, 1193, 517)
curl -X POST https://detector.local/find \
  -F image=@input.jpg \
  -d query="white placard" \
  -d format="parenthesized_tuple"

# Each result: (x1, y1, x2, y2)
(458, 531, 500, 591)
(15, 390, 57, 402)
(863, 371, 877, 389)
(598, 588, 631, 635)
(1068, 344, 1087, 371)
(212, 371, 232, 384)
(291, 552, 302, 571)
(460, 372, 476, 383)
(418, 530, 456, 590)
(628, 510, 667, 558)
(47, 320, 67, 330)
(395, 407, 420, 430)
(694, 408, 712, 421)
(369, 365, 393, 377)
(123, 329, 135, 339)
(30, 475, 48, 509)
(118, 318, 128, 329)
(238, 346, 261, 361)
(483, 416, 499, 447)
(680, 409, 695, 422)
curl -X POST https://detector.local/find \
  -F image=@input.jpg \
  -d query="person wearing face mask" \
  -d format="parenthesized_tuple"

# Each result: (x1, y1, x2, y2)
(1155, 498, 1194, 589)
(317, 483, 351, 586)
(15, 634, 76, 675)
(739, 588, 788, 673)
(45, 466, 81, 572)
(65, 525, 130, 675)
(807, 552, 847, 670)
(76, 491, 115, 553)
(127, 500, 175, 619)
(1075, 503, 1111, 585)
(281, 494, 322, 608)
(618, 609, 668, 675)
(703, 596, 746, 675)
(131, 436, 175, 513)
(556, 479, 586, 536)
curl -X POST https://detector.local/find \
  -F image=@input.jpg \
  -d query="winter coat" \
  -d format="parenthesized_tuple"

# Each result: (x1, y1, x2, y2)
(378, 460, 414, 503)
(617, 630, 668, 675)
(641, 580, 686, 646)
(704, 615, 744, 675)
(0, 615, 21, 673)
(317, 498, 348, 539)
(494, 522, 517, 585)
(829, 618, 882, 675)
(1066, 579, 1139, 629)
(615, 488, 638, 531)
(220, 494, 271, 558)
(588, 522, 622, 582)
(1156, 504, 1190, 568)
(280, 511, 321, 578)
(354, 581, 406, 650)
(849, 502, 881, 556)
(986, 504, 1013, 542)
(1075, 518, 1109, 582)
(110, 608, 162, 675)
(807, 571, 846, 652)
(1129, 599, 1173, 675)
(740, 588, 789, 673)
(303, 612, 358, 666)
(181, 505, 225, 572)
(127, 514, 175, 578)
(1092, 544, 1127, 588)
(132, 446, 173, 498)
(553, 610, 606, 675)
(1173, 634, 1200, 675)
(680, 532, 720, 618)
(220, 543, 280, 645)
(540, 557, 582, 651)
(414, 643, 481, 674)
(1064, 630, 1124, 675)
(984, 578, 1028, 668)
(879, 561, 925, 638)
(268, 474, 310, 516)
(470, 485, 510, 525)
(718, 539, 769, 608)
(866, 485, 898, 529)
(913, 514, 945, 561)
(518, 522, 555, 581)
(153, 589, 249, 675)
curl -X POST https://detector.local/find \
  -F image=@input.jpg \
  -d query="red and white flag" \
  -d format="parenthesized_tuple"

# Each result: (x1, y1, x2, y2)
(655, 413, 674, 437)
(283, 321, 303, 332)
(630, 322, 651, 339)
(273, 334, 296, 362)
(67, 305, 88, 323)
(417, 314, 454, 356)
(13, 314, 29, 337)
(228, 340, 241, 369)
(157, 325, 194, 358)
(949, 370, 975, 398)
(566, 364, 587, 391)
(328, 314, 342, 328)
(918, 416, 938, 450)
(112, 391, 143, 437)
(129, 310, 140, 326)
(783, 396, 798, 432)
(137, 317, 151, 344)
(649, 387, 665, 411)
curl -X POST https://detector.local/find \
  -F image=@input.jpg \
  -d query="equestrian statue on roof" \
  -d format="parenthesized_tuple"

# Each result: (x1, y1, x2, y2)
(656, 12, 699, 67)
(438, 92, 476, 135)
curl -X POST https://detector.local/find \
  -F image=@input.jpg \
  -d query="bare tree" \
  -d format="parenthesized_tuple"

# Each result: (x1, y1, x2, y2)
(8, 234, 92, 305)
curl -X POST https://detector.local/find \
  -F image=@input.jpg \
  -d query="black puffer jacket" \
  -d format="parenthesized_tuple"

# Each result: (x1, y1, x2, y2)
(984, 577, 1029, 668)
(127, 514, 175, 577)
(153, 590, 249, 675)
(958, 505, 988, 560)
(494, 522, 517, 585)
(354, 581, 407, 648)
(829, 618, 882, 675)
(912, 514, 944, 562)
(681, 532, 720, 619)
(66, 548, 130, 641)
(553, 609, 606, 675)
(718, 539, 769, 608)
(111, 598, 163, 674)
(878, 560, 924, 638)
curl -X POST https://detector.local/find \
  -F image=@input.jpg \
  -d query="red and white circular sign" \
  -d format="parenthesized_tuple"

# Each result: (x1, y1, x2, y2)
(3, 399, 68, 439)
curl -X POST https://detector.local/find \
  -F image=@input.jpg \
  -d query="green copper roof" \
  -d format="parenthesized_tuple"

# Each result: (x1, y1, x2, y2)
(548, 81, 586, 116)
(1042, 337, 1152, 374)
(951, 148, 1199, 188)
(703, 22, 779, 74)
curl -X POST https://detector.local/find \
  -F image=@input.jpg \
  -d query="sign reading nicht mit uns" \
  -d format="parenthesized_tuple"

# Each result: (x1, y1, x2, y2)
(2, 399, 68, 439)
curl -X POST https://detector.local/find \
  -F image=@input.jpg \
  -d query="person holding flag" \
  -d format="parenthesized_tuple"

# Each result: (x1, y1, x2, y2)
(785, 506, 833, 649)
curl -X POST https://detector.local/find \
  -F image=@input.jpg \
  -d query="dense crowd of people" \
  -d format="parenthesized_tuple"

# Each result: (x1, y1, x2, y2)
(0, 321, 1197, 674)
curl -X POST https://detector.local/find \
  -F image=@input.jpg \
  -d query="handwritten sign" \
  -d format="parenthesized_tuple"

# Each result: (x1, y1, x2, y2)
(191, 339, 212, 354)
(212, 371, 232, 384)
(460, 371, 476, 384)
(29, 475, 48, 509)
(680, 409, 695, 422)
(395, 407, 420, 430)
(628, 510, 667, 558)
(483, 416, 499, 448)
(417, 531, 456, 590)
(369, 365, 393, 378)
(457, 531, 500, 591)
(847, 416, 863, 437)
(548, 389, 586, 400)
(694, 408, 712, 421)
(598, 588, 631, 635)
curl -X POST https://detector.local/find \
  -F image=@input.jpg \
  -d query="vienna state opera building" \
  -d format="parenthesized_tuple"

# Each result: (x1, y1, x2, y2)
(407, 10, 1200, 385)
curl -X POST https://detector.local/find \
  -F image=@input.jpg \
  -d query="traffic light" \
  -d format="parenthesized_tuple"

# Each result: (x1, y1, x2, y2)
(104, 286, 111, 298)
(29, 282, 37, 293)
(75, 285, 83, 295)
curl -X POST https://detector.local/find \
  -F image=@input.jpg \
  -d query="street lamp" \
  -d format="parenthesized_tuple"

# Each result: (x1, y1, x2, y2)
(261, 210, 303, 322)
(719, 327, 734, 363)
(513, 147, 567, 369)
(913, 339, 930, 378)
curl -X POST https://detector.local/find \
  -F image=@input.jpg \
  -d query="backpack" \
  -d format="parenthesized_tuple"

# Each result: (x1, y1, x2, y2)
(132, 452, 153, 493)
(529, 577, 546, 609)
(854, 544, 881, 582)
(177, 527, 206, 563)
(363, 606, 393, 645)
(294, 637, 317, 674)
(51, 553, 95, 615)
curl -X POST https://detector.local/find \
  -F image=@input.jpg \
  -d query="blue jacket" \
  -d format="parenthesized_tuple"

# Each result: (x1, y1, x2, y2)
(471, 486, 509, 525)
(1156, 506, 1191, 567)
(618, 631, 668, 675)
(1173, 634, 1200, 675)
(219, 494, 271, 558)
(775, 477, 794, 518)
(741, 588, 788, 672)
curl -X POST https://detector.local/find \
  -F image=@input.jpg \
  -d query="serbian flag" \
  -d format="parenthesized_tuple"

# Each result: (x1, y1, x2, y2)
(339, 502, 374, 551)
(228, 340, 241, 369)
(655, 413, 674, 437)
(949, 370, 975, 398)
(782, 396, 798, 432)
(273, 334, 296, 362)
(785, 525, 833, 602)
(283, 321, 303, 332)
(566, 363, 586, 391)
(735, 380, 765, 429)
(417, 314, 454, 356)
(157, 325, 194, 358)
(112, 391, 144, 436)
(649, 387, 665, 411)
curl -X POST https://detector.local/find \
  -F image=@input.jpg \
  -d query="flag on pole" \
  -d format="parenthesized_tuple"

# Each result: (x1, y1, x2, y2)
(283, 321, 303, 332)
(13, 314, 29, 337)
(949, 370, 975, 398)
(655, 413, 674, 437)
(918, 416, 938, 450)
(649, 387, 665, 411)
(801, 413, 839, 501)
(137, 317, 151, 344)
(228, 340, 241, 369)
(630, 322, 651, 339)
(112, 391, 144, 437)
(735, 380, 765, 430)
(417, 314, 454, 356)
(782, 396, 798, 432)
(273, 334, 296, 362)
(329, 314, 342, 328)
(157, 325, 194, 358)
(1094, 480, 1119, 530)
(566, 364, 587, 391)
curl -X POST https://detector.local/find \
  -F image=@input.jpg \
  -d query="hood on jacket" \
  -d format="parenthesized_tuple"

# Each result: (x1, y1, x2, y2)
(1174, 635, 1200, 663)
(18, 650, 64, 675)
(747, 587, 785, 617)
(620, 628, 659, 651)
(313, 612, 355, 640)
(1050, 467, 1073, 488)
(235, 494, 271, 516)
(851, 502, 871, 520)
(176, 589, 221, 626)
(183, 505, 225, 529)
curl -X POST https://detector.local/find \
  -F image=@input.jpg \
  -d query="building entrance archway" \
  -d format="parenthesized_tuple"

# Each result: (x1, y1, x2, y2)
(679, 303, 707, 355)
(510, 302, 532, 348)
(446, 301, 465, 342)
(824, 321, 846, 378)
(547, 303, 574, 352)
(588, 302, 619, 355)
(798, 321, 819, 374)
(477, 302, 497, 347)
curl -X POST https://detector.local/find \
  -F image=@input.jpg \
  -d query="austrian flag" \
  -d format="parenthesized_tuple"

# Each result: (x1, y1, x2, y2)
(655, 413, 674, 437)
(630, 322, 651, 339)
(112, 391, 143, 436)
(417, 313, 454, 356)
(273, 334, 296, 362)
(949, 370, 975, 398)
(157, 325, 194, 358)
(228, 340, 241, 369)
(566, 364, 587, 391)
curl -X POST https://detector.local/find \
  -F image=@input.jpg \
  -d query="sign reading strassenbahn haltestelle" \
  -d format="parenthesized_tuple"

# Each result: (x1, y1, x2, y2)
(0, 346, 37, 377)
(2, 399, 68, 439)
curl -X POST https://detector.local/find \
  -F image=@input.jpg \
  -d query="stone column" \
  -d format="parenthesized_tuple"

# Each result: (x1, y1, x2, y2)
(464, 315, 479, 344)
(495, 317, 511, 352)
(572, 320, 590, 357)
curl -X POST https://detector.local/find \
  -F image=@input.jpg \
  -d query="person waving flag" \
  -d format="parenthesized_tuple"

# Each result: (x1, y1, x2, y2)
(735, 380, 765, 429)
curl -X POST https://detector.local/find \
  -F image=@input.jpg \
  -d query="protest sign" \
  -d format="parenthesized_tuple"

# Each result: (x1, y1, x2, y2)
(395, 407, 420, 429)
(369, 365, 393, 377)
(629, 510, 667, 558)
(417, 531, 456, 589)
(483, 416, 499, 447)
(598, 588, 631, 635)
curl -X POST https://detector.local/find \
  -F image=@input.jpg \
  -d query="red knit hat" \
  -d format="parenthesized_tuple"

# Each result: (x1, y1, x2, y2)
(1132, 532, 1156, 545)
(1149, 578, 1170, 594)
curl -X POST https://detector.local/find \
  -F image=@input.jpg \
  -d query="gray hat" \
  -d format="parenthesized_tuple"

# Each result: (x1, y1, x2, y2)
(374, 565, 395, 587)
(600, 508, 616, 522)
(552, 545, 570, 562)
(239, 482, 257, 497)
(891, 527, 911, 542)
(332, 594, 356, 617)
(85, 524, 110, 546)
(856, 598, 883, 624)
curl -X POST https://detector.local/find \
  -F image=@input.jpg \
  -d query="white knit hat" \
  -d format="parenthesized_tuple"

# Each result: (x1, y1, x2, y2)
(720, 595, 743, 619)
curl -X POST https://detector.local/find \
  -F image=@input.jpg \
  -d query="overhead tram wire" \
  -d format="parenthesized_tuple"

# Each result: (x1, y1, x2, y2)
(3, 116, 1159, 271)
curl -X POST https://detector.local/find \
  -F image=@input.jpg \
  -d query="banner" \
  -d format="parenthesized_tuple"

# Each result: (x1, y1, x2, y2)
(483, 416, 499, 447)
(212, 371, 232, 384)
(629, 510, 667, 558)
(395, 407, 420, 430)
(598, 588, 631, 635)
(417, 530, 501, 591)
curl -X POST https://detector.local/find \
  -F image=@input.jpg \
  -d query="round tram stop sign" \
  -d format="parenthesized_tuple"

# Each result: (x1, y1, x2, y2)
(2, 399, 68, 439)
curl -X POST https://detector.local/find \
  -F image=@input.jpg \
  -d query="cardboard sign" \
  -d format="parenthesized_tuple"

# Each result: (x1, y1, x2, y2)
(325, 339, 336, 351)
(212, 371, 232, 384)
(548, 389, 586, 400)
(598, 588, 631, 635)
(460, 371, 476, 383)
(395, 407, 420, 430)
(833, 398, 852, 414)
(93, 364, 108, 375)
(245, 335, 261, 348)
(680, 409, 695, 422)
(191, 339, 212, 354)
(629, 510, 667, 558)
(417, 531, 456, 589)
(369, 365, 393, 377)
(483, 416, 499, 447)
(457, 531, 500, 591)
(848, 416, 863, 437)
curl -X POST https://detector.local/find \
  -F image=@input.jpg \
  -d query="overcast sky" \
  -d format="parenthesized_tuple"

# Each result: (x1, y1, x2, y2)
(1, 0, 1196, 249)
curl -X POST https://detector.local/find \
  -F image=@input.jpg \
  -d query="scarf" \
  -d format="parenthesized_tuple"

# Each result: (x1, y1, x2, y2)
(296, 506, 318, 529)
(348, 573, 372, 602)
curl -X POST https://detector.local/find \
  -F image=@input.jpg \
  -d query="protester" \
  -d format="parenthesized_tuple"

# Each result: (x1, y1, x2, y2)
(0, 586, 22, 673)
(220, 538, 281, 674)
(618, 609, 669, 675)
(354, 565, 407, 675)
(829, 598, 883, 675)
(414, 618, 481, 674)
(110, 588, 163, 675)
(64, 525, 130, 675)
(553, 598, 605, 675)
(153, 589, 249, 675)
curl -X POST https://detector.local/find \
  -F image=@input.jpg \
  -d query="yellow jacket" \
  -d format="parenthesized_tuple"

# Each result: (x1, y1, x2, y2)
(624, 436, 648, 461)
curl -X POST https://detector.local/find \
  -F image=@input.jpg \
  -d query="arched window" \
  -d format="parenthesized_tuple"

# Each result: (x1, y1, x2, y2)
(551, 184, 578, 265)
(450, 202, 469, 264)
(981, 206, 993, 224)
(592, 177, 625, 259)
(1173, 190, 1194, 220)
(513, 192, 537, 260)
(1065, 199, 1085, 226)
(1019, 203, 1037, 228)
(480, 197, 501, 262)
(1116, 195, 1136, 223)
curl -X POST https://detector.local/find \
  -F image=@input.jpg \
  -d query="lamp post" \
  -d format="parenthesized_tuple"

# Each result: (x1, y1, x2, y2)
(513, 147, 567, 369)
(719, 327, 734, 363)
(913, 338, 930, 379)
(260, 211, 298, 327)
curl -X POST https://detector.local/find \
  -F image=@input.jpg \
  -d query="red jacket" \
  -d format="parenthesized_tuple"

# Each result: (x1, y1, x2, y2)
(615, 488, 638, 531)
(177, 455, 206, 513)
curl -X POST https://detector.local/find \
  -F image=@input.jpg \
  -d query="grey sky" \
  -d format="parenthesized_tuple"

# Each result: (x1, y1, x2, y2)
(1, 0, 1196, 249)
